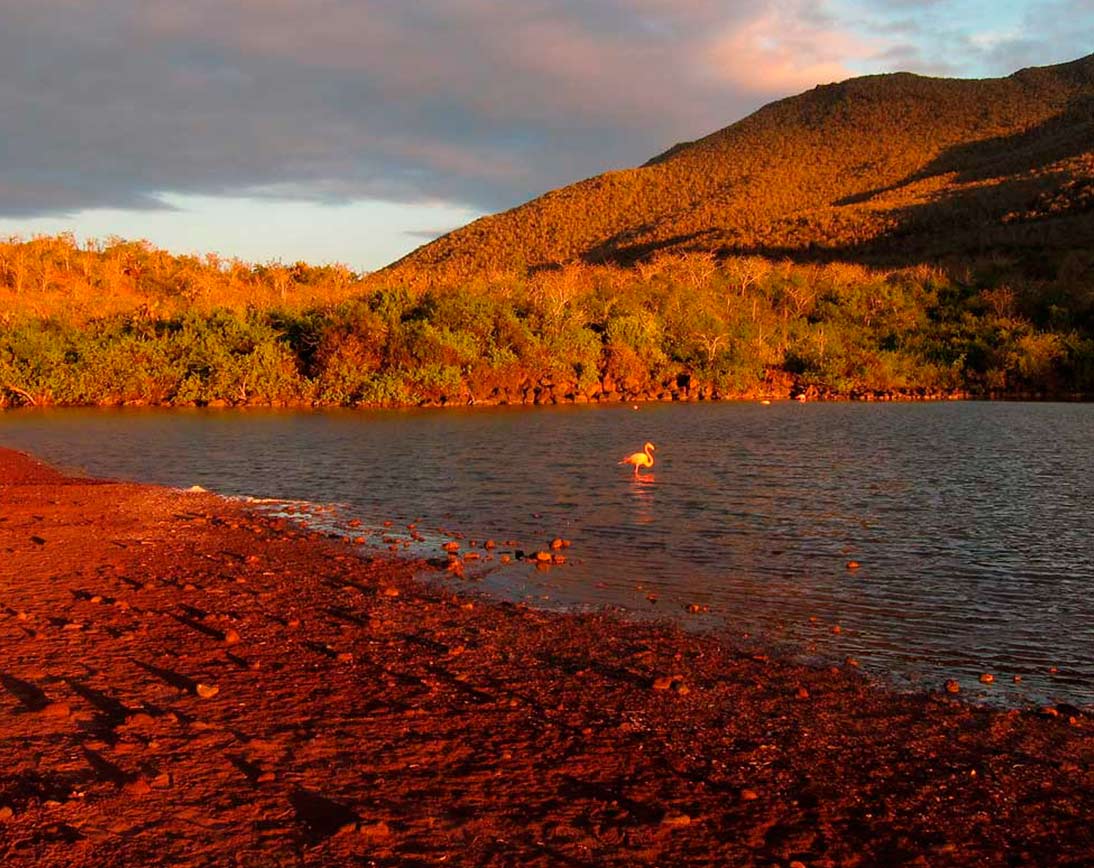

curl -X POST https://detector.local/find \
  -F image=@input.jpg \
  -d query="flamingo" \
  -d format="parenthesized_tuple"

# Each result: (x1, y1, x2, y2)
(620, 441, 656, 477)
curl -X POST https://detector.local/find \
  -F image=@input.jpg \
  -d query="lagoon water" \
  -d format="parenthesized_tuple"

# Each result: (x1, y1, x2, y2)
(2, 401, 1092, 708)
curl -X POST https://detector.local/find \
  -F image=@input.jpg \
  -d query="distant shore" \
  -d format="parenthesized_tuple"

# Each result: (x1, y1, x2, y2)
(0, 447, 1090, 866)
(4, 388, 1092, 411)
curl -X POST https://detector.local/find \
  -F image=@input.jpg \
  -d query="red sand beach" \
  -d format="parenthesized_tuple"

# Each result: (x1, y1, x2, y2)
(0, 447, 1090, 866)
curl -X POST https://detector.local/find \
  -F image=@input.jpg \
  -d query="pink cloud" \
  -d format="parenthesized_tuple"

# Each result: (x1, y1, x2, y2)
(701, 2, 875, 97)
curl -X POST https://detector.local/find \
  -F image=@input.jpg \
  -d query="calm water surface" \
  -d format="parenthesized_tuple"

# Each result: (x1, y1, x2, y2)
(2, 402, 1091, 708)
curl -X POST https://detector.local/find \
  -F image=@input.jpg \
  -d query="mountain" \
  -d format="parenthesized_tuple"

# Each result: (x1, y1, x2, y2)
(384, 54, 1094, 283)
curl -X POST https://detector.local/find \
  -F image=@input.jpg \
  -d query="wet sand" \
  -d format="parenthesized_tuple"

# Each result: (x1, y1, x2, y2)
(0, 447, 1090, 866)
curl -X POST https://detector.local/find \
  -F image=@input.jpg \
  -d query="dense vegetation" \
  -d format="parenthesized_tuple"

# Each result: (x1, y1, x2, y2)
(387, 54, 1094, 284)
(2, 236, 1091, 408)
(0, 234, 361, 322)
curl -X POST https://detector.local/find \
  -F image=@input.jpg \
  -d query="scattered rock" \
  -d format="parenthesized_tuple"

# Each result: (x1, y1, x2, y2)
(195, 683, 220, 699)
(358, 820, 391, 840)
(652, 674, 685, 692)
(382, 587, 400, 597)
(660, 812, 692, 828)
(740, 789, 759, 801)
(224, 628, 242, 645)
(442, 541, 460, 553)
(125, 712, 156, 727)
(0, 805, 13, 821)
(945, 679, 961, 694)
(845, 657, 860, 668)
(979, 673, 995, 684)
(846, 560, 861, 570)
(40, 701, 71, 719)
(123, 778, 151, 796)
(550, 538, 564, 550)
(534, 551, 552, 563)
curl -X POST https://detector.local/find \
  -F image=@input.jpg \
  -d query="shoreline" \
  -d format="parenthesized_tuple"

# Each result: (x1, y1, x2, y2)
(0, 447, 1090, 866)
(3, 390, 1093, 411)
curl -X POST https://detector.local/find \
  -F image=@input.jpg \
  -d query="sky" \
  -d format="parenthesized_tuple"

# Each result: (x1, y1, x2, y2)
(0, 0, 1090, 272)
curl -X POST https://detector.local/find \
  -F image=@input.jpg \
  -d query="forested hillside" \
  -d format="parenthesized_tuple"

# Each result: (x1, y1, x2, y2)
(385, 54, 1094, 283)
(2, 239, 1090, 407)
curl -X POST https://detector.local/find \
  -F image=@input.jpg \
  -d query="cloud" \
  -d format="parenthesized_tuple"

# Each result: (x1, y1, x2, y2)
(845, 0, 1094, 78)
(702, 2, 875, 94)
(403, 227, 463, 242)
(969, 1, 1094, 76)
(0, 1, 692, 215)
(0, 0, 1088, 224)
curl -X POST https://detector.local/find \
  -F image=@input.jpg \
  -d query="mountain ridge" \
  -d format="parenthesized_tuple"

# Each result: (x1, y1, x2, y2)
(382, 54, 1094, 284)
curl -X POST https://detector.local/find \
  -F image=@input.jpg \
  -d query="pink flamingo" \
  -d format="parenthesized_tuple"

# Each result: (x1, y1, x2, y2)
(619, 441, 656, 477)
